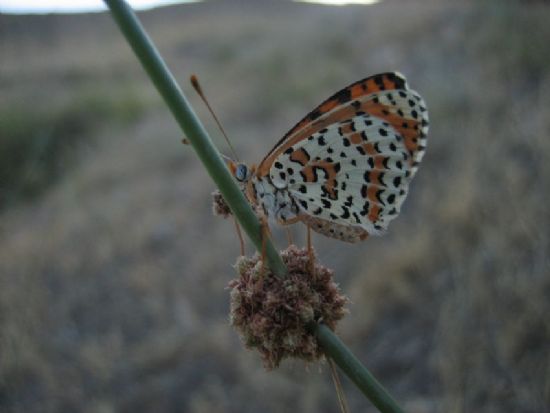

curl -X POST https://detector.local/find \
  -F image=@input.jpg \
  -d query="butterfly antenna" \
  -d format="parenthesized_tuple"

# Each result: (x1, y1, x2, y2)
(190, 74, 239, 162)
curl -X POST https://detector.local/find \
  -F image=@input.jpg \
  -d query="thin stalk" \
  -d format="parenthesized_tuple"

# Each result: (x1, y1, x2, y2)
(314, 324, 405, 413)
(103, 2, 405, 412)
(103, 0, 286, 277)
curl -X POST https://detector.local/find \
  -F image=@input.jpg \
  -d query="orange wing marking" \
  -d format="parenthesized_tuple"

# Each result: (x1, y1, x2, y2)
(259, 73, 408, 174)
(300, 161, 340, 199)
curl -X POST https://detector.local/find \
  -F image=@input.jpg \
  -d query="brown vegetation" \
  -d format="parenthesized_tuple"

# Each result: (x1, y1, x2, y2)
(1, 0, 549, 412)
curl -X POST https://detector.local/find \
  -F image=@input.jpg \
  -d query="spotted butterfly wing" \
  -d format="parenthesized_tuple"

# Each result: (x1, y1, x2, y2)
(258, 72, 428, 242)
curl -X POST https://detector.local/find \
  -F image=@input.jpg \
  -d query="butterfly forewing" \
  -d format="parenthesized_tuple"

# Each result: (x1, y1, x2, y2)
(270, 113, 411, 236)
(258, 72, 413, 174)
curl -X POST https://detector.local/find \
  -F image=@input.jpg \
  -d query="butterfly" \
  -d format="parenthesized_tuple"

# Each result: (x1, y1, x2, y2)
(227, 72, 428, 243)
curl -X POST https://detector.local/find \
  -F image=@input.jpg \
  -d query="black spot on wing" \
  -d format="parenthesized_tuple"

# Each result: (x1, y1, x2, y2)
(309, 108, 322, 121)
(360, 201, 370, 216)
(376, 189, 385, 205)
(361, 184, 368, 198)
(334, 87, 352, 103)
(364, 171, 371, 183)
(340, 206, 350, 219)
(374, 74, 386, 90)
(393, 176, 401, 187)
(321, 199, 332, 209)
(387, 72, 407, 89)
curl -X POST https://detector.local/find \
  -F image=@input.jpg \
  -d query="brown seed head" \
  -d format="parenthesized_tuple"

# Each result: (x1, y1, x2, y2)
(228, 245, 348, 369)
(212, 190, 232, 218)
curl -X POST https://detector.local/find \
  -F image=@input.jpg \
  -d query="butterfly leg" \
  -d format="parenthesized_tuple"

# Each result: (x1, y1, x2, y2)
(285, 227, 294, 247)
(259, 214, 272, 276)
(306, 224, 315, 273)
(276, 214, 300, 248)
(233, 218, 245, 256)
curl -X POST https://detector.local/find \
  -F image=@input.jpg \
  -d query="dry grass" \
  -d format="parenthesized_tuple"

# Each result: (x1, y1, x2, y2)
(1, 1, 549, 412)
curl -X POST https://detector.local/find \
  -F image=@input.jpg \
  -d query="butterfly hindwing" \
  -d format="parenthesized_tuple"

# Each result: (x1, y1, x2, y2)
(269, 113, 412, 237)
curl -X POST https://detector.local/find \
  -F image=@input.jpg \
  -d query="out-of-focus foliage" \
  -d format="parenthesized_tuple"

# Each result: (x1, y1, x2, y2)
(0, 1, 548, 412)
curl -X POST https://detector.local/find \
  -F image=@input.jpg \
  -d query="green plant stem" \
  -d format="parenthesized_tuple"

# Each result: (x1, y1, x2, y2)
(314, 324, 405, 413)
(103, 0, 286, 277)
(104, 1, 405, 412)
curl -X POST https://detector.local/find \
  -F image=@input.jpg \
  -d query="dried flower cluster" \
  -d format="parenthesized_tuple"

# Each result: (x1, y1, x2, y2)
(229, 245, 348, 369)
(211, 189, 232, 218)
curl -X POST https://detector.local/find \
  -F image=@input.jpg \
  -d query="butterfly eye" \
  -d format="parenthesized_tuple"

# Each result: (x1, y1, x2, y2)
(235, 164, 248, 182)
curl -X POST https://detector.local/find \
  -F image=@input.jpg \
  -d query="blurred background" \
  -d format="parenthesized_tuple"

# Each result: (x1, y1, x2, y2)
(1, 0, 549, 412)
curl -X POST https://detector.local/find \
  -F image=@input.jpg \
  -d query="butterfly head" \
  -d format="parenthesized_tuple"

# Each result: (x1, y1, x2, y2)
(234, 163, 251, 182)
(224, 155, 254, 183)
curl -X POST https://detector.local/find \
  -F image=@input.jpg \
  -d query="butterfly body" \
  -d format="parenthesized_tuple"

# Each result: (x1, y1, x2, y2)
(231, 72, 429, 243)
(246, 173, 301, 224)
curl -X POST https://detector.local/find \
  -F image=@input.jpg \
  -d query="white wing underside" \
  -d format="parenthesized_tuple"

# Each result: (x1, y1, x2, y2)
(267, 88, 428, 236)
